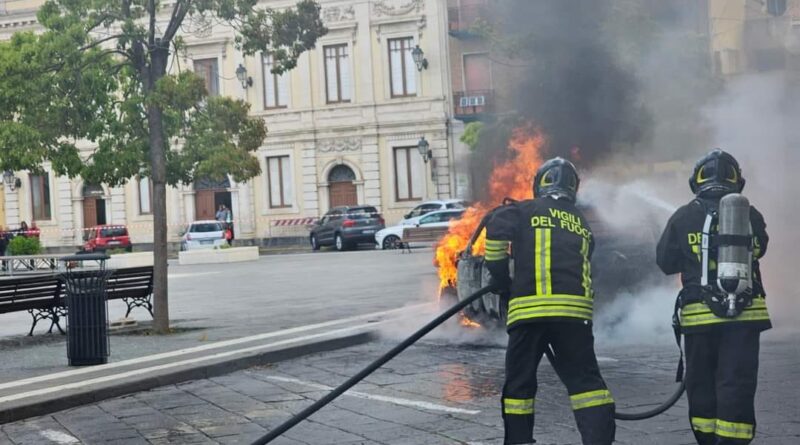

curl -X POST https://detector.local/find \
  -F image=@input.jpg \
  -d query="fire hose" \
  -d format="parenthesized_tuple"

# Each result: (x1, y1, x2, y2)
(251, 285, 683, 444)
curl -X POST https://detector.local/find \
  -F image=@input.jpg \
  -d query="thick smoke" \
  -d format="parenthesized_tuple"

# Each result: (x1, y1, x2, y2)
(498, 0, 650, 162)
(702, 73, 800, 333)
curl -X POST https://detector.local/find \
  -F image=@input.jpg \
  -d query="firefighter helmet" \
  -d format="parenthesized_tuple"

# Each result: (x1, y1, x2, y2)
(533, 157, 580, 202)
(689, 149, 745, 198)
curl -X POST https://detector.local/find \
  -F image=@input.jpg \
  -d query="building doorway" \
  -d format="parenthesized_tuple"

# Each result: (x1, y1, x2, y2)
(82, 184, 107, 228)
(328, 165, 358, 208)
(194, 176, 232, 221)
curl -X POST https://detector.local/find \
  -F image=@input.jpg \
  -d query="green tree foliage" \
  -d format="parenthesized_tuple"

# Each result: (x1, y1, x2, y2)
(460, 122, 484, 152)
(0, 0, 327, 332)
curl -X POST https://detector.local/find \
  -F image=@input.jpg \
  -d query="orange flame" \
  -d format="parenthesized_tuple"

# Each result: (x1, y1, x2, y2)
(435, 125, 545, 290)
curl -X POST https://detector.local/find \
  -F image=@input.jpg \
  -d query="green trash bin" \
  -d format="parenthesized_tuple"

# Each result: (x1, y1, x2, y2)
(60, 253, 113, 366)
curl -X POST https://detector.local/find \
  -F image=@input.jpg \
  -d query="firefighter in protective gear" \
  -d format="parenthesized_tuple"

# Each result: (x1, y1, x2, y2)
(657, 149, 770, 445)
(486, 157, 615, 445)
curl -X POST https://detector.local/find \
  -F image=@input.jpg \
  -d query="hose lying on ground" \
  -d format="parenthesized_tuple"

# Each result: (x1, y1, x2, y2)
(252, 285, 685, 443)
(251, 284, 498, 445)
(542, 345, 686, 421)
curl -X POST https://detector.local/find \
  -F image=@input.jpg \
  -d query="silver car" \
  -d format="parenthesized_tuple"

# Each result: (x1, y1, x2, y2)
(180, 220, 227, 251)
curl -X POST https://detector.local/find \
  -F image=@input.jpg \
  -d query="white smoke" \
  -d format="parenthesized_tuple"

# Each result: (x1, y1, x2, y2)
(703, 73, 800, 334)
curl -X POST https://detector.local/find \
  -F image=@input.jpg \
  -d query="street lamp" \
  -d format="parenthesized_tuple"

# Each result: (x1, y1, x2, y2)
(3, 170, 20, 191)
(417, 136, 432, 163)
(411, 45, 428, 71)
(235, 63, 253, 89)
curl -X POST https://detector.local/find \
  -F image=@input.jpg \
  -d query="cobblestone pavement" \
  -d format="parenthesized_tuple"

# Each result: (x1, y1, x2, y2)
(2, 330, 797, 445)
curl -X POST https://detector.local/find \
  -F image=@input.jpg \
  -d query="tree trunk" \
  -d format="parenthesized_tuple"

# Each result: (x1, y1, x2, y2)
(148, 45, 170, 334)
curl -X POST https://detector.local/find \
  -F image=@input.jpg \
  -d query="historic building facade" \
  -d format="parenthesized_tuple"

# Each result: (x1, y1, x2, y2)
(1, 0, 458, 248)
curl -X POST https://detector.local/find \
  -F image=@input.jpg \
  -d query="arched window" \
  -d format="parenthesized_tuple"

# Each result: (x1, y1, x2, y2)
(328, 165, 356, 183)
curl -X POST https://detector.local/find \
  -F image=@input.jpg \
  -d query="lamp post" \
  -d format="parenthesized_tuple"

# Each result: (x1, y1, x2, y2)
(411, 45, 428, 71)
(235, 63, 253, 89)
(2, 170, 20, 191)
(417, 136, 437, 191)
(417, 136, 431, 163)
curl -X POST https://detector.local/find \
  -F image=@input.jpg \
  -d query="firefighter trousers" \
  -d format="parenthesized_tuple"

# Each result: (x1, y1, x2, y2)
(502, 322, 615, 445)
(685, 328, 761, 445)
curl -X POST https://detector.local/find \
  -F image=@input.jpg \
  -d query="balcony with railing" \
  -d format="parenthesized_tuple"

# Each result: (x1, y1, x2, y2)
(453, 90, 494, 121)
(448, 1, 488, 38)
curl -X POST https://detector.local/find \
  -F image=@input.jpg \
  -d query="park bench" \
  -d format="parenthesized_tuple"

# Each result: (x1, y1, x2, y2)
(105, 266, 154, 318)
(0, 266, 154, 336)
(399, 226, 450, 252)
(0, 275, 65, 336)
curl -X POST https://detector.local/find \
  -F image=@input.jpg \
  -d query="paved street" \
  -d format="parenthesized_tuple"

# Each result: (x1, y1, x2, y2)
(2, 247, 799, 443)
(0, 248, 440, 383)
(2, 329, 798, 445)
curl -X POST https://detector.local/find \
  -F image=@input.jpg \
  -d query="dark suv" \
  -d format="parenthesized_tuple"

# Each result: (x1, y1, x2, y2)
(310, 206, 385, 251)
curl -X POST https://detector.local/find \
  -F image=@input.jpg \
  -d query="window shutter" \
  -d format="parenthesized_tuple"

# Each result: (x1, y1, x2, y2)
(403, 40, 416, 95)
(395, 149, 410, 200)
(339, 46, 352, 101)
(268, 158, 282, 207)
(281, 158, 293, 205)
(277, 72, 289, 106)
(390, 40, 404, 96)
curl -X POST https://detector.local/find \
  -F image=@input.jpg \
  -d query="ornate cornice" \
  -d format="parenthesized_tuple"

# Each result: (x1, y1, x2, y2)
(323, 5, 356, 23)
(318, 138, 362, 153)
(372, 0, 423, 18)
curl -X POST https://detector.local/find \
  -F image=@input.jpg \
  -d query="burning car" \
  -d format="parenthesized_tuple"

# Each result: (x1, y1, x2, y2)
(434, 127, 664, 328)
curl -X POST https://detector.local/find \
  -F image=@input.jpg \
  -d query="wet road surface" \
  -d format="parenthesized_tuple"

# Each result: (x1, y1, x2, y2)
(2, 330, 798, 445)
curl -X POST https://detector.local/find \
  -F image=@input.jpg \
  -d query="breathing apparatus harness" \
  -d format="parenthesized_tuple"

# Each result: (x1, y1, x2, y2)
(672, 194, 757, 384)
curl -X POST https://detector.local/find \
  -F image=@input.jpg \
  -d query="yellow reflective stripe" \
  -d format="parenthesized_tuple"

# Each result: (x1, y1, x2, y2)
(691, 417, 716, 434)
(715, 419, 754, 440)
(485, 251, 509, 261)
(503, 398, 535, 415)
(486, 239, 510, 248)
(581, 238, 591, 298)
(544, 229, 552, 295)
(534, 228, 543, 295)
(682, 298, 768, 315)
(509, 295, 594, 312)
(508, 307, 593, 325)
(681, 299, 770, 327)
(569, 389, 614, 410)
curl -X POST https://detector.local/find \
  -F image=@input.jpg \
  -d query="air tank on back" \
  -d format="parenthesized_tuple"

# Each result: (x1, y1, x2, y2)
(716, 193, 752, 316)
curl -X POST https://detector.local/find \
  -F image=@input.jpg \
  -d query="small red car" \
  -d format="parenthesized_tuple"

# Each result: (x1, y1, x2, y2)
(82, 225, 132, 252)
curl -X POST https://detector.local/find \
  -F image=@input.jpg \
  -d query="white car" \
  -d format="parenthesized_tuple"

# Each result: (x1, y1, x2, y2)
(376, 209, 465, 249)
(180, 220, 228, 251)
(398, 199, 467, 225)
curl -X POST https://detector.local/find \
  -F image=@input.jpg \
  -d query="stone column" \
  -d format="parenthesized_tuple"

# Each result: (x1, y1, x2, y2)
(56, 177, 76, 244)
(301, 142, 319, 215)
(110, 186, 126, 225)
(361, 135, 382, 209)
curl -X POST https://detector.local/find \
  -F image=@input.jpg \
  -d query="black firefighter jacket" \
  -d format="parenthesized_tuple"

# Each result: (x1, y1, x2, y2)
(485, 196, 595, 330)
(656, 198, 771, 334)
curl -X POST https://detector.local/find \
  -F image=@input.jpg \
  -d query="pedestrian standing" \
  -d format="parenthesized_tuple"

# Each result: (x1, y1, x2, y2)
(485, 157, 615, 445)
(215, 205, 225, 222)
(223, 205, 234, 243)
(657, 149, 770, 445)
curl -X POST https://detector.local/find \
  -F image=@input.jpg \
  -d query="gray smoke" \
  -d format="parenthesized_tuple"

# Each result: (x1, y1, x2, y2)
(703, 73, 800, 333)
(494, 0, 650, 163)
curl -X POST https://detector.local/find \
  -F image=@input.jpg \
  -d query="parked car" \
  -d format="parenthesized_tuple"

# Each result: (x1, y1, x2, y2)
(399, 199, 467, 225)
(375, 209, 465, 250)
(82, 225, 132, 252)
(180, 220, 227, 251)
(310, 206, 385, 251)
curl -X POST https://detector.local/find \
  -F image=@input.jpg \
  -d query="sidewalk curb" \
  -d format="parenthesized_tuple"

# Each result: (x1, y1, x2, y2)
(0, 331, 375, 424)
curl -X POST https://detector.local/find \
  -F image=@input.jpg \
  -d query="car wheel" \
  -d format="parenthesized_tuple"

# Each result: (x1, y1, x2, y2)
(310, 235, 320, 251)
(335, 234, 347, 251)
(125, 245, 133, 253)
(382, 235, 400, 250)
